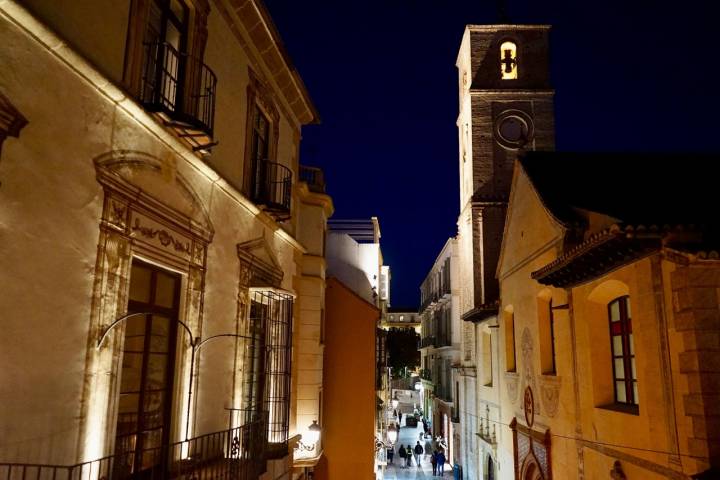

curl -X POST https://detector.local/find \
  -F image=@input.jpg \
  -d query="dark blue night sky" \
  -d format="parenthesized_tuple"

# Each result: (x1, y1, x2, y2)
(264, 0, 720, 308)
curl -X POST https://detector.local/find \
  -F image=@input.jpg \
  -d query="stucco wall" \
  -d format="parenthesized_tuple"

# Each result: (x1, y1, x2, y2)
(0, 2, 308, 467)
(315, 278, 378, 480)
(496, 166, 573, 479)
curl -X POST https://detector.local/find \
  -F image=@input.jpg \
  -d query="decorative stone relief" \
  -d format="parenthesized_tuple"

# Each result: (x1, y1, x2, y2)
(539, 375, 561, 418)
(519, 327, 540, 417)
(506, 372, 519, 403)
(131, 215, 192, 256)
(0, 91, 28, 159)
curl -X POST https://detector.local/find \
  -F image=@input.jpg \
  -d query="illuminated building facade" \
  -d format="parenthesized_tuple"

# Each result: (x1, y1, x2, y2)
(322, 217, 390, 479)
(419, 237, 461, 466)
(0, 1, 331, 478)
(453, 23, 554, 480)
(451, 21, 720, 480)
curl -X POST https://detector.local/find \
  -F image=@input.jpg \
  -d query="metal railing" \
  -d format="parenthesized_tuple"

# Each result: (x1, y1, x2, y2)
(0, 417, 266, 480)
(140, 42, 217, 137)
(420, 336, 435, 348)
(251, 160, 292, 217)
(299, 166, 325, 193)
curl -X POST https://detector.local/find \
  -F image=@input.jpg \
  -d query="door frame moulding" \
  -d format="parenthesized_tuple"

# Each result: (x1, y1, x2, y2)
(77, 150, 213, 462)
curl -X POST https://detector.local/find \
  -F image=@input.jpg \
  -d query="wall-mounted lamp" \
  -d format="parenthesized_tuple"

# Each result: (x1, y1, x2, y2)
(296, 420, 321, 452)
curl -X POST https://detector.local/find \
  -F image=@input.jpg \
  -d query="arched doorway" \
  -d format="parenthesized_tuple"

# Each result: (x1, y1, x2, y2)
(521, 457, 543, 480)
(487, 456, 494, 480)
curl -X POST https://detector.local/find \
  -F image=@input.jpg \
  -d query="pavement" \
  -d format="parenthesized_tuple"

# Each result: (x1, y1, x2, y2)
(381, 417, 452, 479)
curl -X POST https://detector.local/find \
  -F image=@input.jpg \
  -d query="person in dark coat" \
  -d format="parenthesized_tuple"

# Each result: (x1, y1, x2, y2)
(387, 445, 394, 464)
(406, 445, 413, 467)
(437, 450, 446, 475)
(398, 444, 407, 468)
(413, 441, 424, 467)
(431, 450, 438, 476)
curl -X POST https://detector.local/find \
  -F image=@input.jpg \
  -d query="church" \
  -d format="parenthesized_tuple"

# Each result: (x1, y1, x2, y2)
(453, 23, 720, 480)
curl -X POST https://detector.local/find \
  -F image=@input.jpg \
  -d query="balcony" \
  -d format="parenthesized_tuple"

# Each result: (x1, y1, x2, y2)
(299, 165, 325, 193)
(436, 333, 452, 348)
(420, 336, 435, 348)
(250, 160, 292, 220)
(0, 417, 267, 480)
(140, 42, 217, 152)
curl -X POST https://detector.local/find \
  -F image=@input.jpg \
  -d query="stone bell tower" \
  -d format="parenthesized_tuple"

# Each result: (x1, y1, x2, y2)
(456, 25, 555, 322)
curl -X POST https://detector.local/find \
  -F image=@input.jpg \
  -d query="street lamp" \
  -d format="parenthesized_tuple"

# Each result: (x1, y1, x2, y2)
(306, 420, 321, 445)
(297, 420, 321, 452)
(391, 393, 400, 410)
(387, 423, 398, 445)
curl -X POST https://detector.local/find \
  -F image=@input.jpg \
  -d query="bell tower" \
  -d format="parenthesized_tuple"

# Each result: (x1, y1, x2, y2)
(456, 25, 555, 321)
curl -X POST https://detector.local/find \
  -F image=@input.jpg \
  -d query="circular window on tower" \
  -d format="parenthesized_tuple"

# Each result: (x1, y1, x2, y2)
(494, 110, 534, 150)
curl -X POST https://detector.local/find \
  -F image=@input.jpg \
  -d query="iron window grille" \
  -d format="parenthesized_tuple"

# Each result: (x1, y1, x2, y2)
(241, 289, 294, 459)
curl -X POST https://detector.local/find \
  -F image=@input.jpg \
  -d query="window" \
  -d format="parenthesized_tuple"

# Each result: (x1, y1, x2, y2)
(609, 296, 637, 405)
(243, 77, 289, 217)
(140, 0, 189, 111)
(127, 0, 216, 140)
(241, 290, 294, 457)
(116, 260, 181, 474)
(500, 41, 518, 80)
(538, 293, 556, 375)
(504, 308, 516, 372)
(399, 315, 405, 322)
(482, 332, 493, 387)
(482, 331, 493, 386)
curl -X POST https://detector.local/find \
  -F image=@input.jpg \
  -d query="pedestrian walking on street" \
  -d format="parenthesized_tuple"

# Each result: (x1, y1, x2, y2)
(413, 441, 424, 467)
(398, 411, 403, 425)
(406, 445, 413, 468)
(398, 445, 407, 468)
(431, 450, 438, 476)
(437, 450, 446, 475)
(424, 437, 433, 461)
(387, 445, 394, 464)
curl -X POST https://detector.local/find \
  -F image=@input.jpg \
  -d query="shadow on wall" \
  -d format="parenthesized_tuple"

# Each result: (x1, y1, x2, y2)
(326, 264, 374, 305)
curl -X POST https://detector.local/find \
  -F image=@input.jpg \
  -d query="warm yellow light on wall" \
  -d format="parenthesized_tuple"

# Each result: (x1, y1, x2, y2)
(500, 41, 518, 80)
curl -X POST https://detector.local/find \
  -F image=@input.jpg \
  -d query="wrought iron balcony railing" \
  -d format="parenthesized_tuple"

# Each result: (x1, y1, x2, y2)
(251, 160, 292, 219)
(0, 417, 266, 480)
(140, 42, 217, 141)
(435, 332, 452, 348)
(299, 165, 325, 193)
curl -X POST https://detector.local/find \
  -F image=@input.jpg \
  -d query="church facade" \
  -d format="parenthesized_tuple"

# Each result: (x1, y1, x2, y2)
(0, 1, 331, 479)
(453, 21, 720, 480)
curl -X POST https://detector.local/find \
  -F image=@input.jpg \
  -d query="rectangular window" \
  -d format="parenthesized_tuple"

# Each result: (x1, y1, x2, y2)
(504, 310, 516, 372)
(116, 260, 181, 475)
(241, 290, 294, 458)
(549, 302, 556, 374)
(482, 332, 493, 386)
(609, 296, 637, 406)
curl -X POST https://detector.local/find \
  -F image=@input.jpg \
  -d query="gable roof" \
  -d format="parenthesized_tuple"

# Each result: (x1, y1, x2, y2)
(519, 151, 719, 229)
(521, 152, 720, 287)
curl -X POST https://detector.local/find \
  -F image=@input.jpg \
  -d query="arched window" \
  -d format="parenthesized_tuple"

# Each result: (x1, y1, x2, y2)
(608, 296, 638, 405)
(500, 41, 518, 80)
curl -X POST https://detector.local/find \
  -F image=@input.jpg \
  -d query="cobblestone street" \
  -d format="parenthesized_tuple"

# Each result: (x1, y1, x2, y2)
(381, 418, 451, 479)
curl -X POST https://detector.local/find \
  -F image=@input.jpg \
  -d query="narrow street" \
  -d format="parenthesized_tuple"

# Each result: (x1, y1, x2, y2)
(382, 419, 450, 479)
